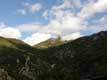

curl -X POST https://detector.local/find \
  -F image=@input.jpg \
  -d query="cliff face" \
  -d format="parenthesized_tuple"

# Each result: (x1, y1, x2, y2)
(0, 31, 107, 80)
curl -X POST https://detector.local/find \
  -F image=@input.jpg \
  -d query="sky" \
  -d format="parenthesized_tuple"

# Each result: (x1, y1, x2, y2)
(0, 0, 107, 45)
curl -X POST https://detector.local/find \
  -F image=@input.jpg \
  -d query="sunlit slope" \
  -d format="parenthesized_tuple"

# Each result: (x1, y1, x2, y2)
(34, 37, 67, 49)
(0, 31, 106, 80)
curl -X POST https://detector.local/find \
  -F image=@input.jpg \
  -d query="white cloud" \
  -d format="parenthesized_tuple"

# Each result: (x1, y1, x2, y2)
(54, 0, 72, 9)
(17, 0, 87, 44)
(99, 16, 107, 23)
(17, 13, 86, 42)
(29, 3, 42, 13)
(24, 33, 52, 45)
(94, 0, 107, 11)
(87, 25, 107, 33)
(18, 2, 42, 14)
(0, 22, 6, 30)
(52, 0, 82, 10)
(88, 16, 107, 33)
(0, 23, 21, 39)
(18, 23, 42, 32)
(62, 32, 83, 40)
(41, 14, 86, 35)
(17, 11, 86, 34)
(17, 9, 26, 15)
(79, 0, 107, 18)
(41, 0, 87, 37)
(16, 0, 107, 45)
(18, 0, 86, 34)
(0, 27, 21, 39)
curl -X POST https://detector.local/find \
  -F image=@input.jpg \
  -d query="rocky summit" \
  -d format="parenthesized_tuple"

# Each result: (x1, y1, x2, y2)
(0, 31, 107, 80)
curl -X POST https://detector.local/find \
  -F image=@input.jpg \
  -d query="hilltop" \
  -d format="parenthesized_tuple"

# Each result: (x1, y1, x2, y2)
(33, 37, 67, 49)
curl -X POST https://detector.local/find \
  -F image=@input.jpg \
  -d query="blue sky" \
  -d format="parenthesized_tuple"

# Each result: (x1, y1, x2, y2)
(0, 0, 107, 45)
(0, 0, 56, 26)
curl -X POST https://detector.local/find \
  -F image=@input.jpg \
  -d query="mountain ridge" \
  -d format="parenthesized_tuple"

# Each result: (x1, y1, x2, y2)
(0, 31, 106, 80)
(33, 36, 67, 49)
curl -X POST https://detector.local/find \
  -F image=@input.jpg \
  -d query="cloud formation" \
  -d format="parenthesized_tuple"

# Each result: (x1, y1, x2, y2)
(0, 23, 21, 39)
(18, 23, 41, 32)
(78, 0, 107, 18)
(62, 32, 83, 40)
(18, 2, 42, 14)
(24, 33, 52, 45)
(1, 0, 106, 45)
(16, 0, 107, 45)
(0, 27, 21, 39)
(18, 1, 85, 33)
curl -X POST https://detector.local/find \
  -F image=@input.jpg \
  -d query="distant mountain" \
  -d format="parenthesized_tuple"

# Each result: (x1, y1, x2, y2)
(33, 37, 67, 49)
(0, 31, 107, 80)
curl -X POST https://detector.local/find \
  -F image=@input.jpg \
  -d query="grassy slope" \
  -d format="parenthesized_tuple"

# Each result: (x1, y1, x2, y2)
(33, 37, 67, 49)
(0, 31, 106, 80)
(0, 37, 40, 80)
(35, 31, 107, 80)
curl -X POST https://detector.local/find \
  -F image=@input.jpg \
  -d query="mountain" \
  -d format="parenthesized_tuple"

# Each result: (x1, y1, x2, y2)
(33, 31, 107, 80)
(0, 37, 30, 50)
(0, 37, 40, 80)
(33, 37, 67, 49)
(0, 31, 107, 80)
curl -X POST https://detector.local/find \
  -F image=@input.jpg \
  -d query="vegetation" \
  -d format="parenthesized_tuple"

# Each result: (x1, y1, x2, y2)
(33, 36, 67, 49)
(0, 31, 107, 80)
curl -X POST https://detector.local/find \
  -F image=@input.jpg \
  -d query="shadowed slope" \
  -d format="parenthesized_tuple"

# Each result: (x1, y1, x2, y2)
(0, 31, 106, 80)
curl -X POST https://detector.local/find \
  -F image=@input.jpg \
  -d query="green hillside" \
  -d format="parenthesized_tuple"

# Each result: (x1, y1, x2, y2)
(0, 31, 107, 80)
(34, 37, 67, 49)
